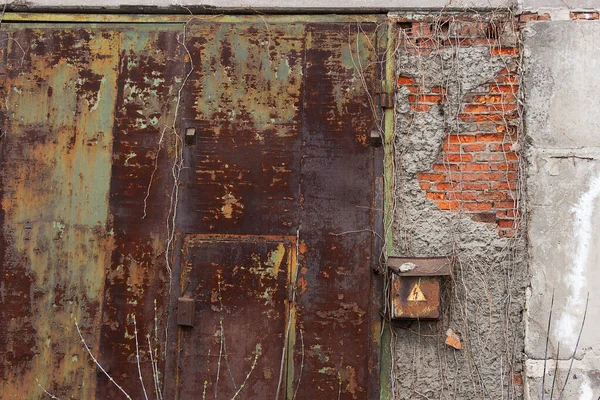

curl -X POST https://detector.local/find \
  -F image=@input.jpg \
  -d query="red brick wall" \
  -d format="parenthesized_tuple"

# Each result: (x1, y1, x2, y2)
(396, 16, 521, 237)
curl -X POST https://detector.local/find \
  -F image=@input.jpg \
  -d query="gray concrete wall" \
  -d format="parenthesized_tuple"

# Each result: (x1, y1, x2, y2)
(522, 0, 600, 12)
(523, 20, 600, 399)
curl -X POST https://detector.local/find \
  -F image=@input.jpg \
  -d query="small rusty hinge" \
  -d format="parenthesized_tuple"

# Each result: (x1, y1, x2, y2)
(378, 81, 394, 109)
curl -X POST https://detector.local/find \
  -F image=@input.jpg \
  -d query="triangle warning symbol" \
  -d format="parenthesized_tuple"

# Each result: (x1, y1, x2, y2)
(408, 283, 427, 302)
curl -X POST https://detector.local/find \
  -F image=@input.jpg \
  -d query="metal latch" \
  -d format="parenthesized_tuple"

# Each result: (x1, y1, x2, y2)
(177, 297, 195, 327)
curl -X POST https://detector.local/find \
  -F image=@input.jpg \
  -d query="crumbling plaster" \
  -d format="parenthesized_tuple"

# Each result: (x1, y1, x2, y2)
(391, 32, 527, 398)
(524, 20, 600, 399)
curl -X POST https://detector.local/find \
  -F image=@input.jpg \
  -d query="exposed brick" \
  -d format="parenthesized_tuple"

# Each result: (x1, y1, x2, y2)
(491, 162, 519, 171)
(489, 104, 517, 112)
(476, 133, 505, 142)
(497, 209, 520, 219)
(463, 202, 493, 211)
(464, 104, 490, 113)
(426, 192, 446, 200)
(436, 182, 457, 191)
(417, 172, 446, 181)
(407, 16, 521, 235)
(449, 192, 477, 200)
(459, 173, 480, 181)
(436, 200, 460, 210)
(473, 94, 503, 103)
(411, 104, 432, 112)
(397, 76, 416, 86)
(471, 212, 497, 223)
(570, 11, 600, 20)
(498, 219, 516, 228)
(462, 182, 489, 190)
(491, 181, 517, 190)
(494, 201, 517, 209)
(491, 47, 519, 56)
(433, 164, 459, 172)
(459, 163, 490, 171)
(443, 144, 461, 152)
(477, 172, 506, 181)
(444, 153, 474, 163)
(519, 12, 539, 22)
(476, 191, 507, 200)
(462, 144, 487, 152)
(448, 134, 477, 143)
(490, 85, 518, 94)
(498, 229, 516, 238)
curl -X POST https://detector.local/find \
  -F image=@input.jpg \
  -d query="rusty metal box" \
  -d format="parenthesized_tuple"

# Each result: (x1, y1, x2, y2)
(387, 257, 452, 320)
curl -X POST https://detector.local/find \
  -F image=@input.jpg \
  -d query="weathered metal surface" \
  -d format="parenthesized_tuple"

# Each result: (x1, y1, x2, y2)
(390, 276, 441, 320)
(172, 19, 382, 399)
(387, 256, 453, 276)
(95, 26, 185, 399)
(291, 22, 378, 399)
(0, 25, 120, 398)
(176, 235, 297, 398)
(1, 16, 383, 400)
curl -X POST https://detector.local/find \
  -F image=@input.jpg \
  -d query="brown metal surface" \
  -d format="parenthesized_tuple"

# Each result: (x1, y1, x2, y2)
(176, 235, 297, 398)
(0, 17, 383, 399)
(390, 276, 441, 320)
(387, 256, 453, 276)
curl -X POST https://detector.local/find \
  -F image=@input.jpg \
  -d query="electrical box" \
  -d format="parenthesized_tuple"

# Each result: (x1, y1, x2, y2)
(386, 257, 452, 320)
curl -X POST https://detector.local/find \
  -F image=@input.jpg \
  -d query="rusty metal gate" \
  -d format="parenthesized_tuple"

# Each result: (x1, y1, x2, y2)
(0, 14, 386, 400)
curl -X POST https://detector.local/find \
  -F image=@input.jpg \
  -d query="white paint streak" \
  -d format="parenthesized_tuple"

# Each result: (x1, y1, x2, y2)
(557, 172, 600, 349)
(579, 374, 593, 400)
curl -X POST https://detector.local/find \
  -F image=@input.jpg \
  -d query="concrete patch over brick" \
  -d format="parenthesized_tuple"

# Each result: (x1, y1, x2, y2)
(392, 14, 527, 399)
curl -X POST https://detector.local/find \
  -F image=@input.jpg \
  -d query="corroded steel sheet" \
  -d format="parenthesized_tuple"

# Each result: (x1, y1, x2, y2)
(1, 17, 382, 400)
(174, 20, 381, 399)
(0, 26, 121, 399)
(176, 235, 297, 398)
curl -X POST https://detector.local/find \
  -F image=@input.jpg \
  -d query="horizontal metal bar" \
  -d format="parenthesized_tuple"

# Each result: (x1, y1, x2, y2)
(0, 12, 383, 24)
(387, 256, 453, 276)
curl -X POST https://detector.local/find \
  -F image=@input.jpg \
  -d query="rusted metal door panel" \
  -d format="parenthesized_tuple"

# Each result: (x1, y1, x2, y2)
(178, 21, 305, 236)
(0, 23, 186, 399)
(176, 235, 297, 398)
(95, 27, 186, 399)
(0, 25, 122, 398)
(0, 16, 383, 400)
(173, 20, 381, 400)
(291, 23, 377, 399)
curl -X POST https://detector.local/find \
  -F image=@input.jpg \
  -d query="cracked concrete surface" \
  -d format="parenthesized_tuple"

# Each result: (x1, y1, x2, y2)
(524, 20, 600, 400)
